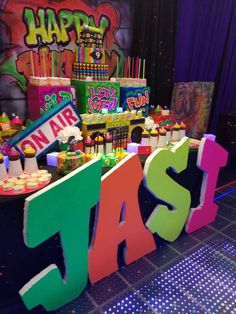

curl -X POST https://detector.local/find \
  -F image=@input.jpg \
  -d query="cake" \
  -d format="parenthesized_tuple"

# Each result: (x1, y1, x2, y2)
(73, 25, 109, 81)
(57, 151, 85, 175)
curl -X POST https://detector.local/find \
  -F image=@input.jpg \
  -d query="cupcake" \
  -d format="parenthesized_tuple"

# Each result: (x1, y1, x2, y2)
(37, 169, 48, 175)
(19, 174, 29, 180)
(2, 182, 14, 191)
(8, 178, 18, 185)
(13, 185, 24, 193)
(11, 116, 23, 130)
(8, 148, 21, 161)
(24, 147, 36, 158)
(26, 181, 38, 189)
(16, 179, 26, 186)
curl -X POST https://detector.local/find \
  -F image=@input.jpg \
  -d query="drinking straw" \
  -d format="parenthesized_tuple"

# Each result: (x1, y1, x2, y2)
(143, 59, 146, 79)
(63, 51, 66, 77)
(116, 56, 119, 78)
(138, 58, 141, 79)
(30, 50, 35, 76)
(127, 56, 130, 78)
(51, 50, 54, 77)
(124, 57, 127, 77)
(42, 48, 47, 77)
(132, 57, 135, 78)
(135, 57, 139, 78)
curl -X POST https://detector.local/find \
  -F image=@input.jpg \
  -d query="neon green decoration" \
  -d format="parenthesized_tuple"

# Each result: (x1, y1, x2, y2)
(144, 137, 191, 242)
(19, 159, 102, 311)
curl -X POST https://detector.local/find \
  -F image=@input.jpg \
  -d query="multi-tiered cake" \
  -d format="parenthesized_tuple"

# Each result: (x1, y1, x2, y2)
(73, 25, 109, 81)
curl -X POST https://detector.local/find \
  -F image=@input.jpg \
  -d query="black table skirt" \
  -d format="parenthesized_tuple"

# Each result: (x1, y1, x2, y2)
(0, 150, 203, 310)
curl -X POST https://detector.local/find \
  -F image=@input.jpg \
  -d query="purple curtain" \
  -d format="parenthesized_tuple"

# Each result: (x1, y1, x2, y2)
(174, 0, 236, 133)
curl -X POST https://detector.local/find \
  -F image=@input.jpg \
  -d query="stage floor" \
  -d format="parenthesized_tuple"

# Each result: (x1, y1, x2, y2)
(1, 164, 236, 314)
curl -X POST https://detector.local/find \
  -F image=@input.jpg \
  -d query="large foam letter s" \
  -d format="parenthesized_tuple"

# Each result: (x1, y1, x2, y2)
(89, 154, 156, 284)
(144, 137, 191, 242)
(19, 159, 102, 311)
(186, 138, 228, 233)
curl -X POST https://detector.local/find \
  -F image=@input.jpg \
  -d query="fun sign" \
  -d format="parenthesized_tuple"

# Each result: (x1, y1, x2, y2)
(18, 137, 228, 311)
(8, 100, 81, 158)
(120, 87, 150, 117)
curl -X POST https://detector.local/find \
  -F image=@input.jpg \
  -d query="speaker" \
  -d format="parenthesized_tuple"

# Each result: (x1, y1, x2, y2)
(129, 118, 145, 143)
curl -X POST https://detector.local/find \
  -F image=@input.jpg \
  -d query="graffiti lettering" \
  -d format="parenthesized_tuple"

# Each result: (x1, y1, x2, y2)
(127, 90, 149, 112)
(23, 8, 110, 46)
(88, 86, 118, 113)
(40, 91, 74, 115)
(89, 87, 117, 100)
(88, 98, 118, 113)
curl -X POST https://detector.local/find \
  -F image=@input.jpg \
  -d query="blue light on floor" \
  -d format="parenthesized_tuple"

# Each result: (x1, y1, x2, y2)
(100, 238, 236, 314)
(215, 187, 236, 201)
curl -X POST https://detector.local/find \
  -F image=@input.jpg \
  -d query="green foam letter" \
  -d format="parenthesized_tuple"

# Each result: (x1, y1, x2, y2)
(144, 137, 191, 242)
(19, 159, 102, 311)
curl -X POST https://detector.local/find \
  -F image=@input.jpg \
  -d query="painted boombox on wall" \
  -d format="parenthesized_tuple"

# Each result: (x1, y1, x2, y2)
(81, 115, 145, 146)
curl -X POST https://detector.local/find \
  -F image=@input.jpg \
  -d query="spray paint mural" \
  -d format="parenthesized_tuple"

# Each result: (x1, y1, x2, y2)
(0, 0, 133, 119)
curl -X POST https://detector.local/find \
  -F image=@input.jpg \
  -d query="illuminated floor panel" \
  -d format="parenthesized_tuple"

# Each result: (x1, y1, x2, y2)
(1, 182, 236, 314)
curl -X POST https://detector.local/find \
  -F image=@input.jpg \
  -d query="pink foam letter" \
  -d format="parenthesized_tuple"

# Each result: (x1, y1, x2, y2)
(186, 138, 228, 233)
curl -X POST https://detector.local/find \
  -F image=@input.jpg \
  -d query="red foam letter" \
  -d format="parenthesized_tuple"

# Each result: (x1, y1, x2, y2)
(186, 138, 228, 233)
(89, 154, 156, 284)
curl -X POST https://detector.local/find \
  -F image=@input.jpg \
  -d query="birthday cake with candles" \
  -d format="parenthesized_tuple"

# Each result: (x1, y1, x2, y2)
(73, 25, 109, 81)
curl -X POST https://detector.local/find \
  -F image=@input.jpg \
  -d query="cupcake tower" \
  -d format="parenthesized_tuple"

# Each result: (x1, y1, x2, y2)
(0, 148, 52, 194)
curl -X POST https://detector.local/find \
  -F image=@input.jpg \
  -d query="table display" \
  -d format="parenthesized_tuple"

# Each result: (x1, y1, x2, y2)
(0, 19, 229, 314)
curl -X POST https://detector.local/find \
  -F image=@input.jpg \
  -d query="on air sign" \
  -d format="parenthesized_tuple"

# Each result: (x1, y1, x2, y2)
(9, 100, 81, 158)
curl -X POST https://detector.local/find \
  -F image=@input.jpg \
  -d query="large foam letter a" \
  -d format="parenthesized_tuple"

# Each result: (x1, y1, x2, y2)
(89, 154, 156, 284)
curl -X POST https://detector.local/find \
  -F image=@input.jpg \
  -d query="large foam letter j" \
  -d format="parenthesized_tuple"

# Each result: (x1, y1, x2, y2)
(19, 159, 102, 311)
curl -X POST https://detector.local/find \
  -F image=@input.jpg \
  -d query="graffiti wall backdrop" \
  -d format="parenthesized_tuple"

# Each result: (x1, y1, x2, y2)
(0, 0, 133, 119)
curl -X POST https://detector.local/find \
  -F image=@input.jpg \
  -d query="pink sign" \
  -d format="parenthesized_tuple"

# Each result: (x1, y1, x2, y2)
(27, 84, 76, 121)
